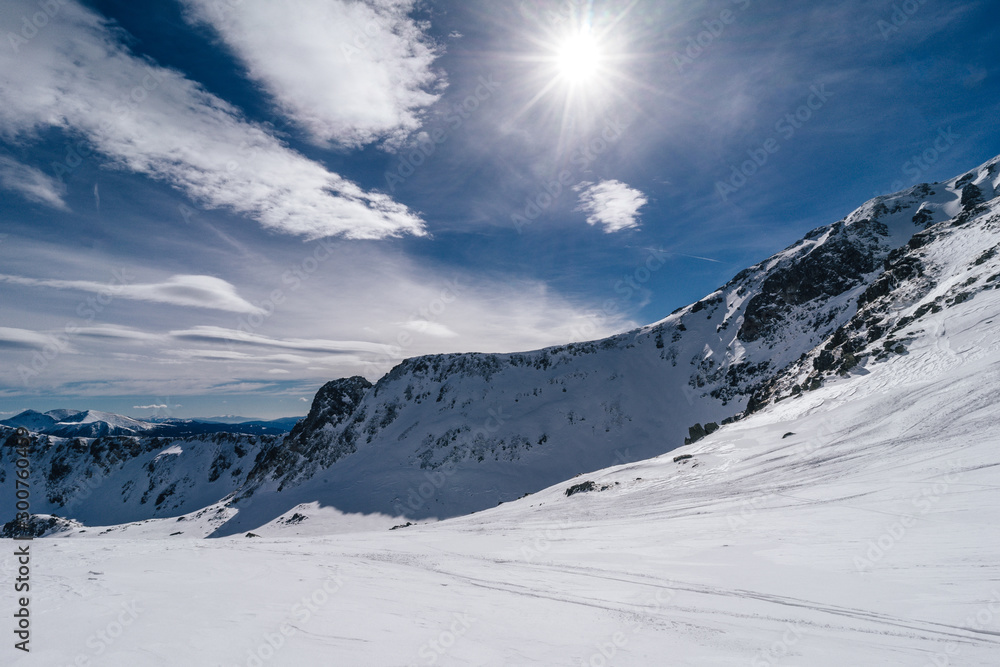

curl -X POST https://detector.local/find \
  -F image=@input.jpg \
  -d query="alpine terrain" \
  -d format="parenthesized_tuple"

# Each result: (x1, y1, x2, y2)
(3, 155, 1000, 665)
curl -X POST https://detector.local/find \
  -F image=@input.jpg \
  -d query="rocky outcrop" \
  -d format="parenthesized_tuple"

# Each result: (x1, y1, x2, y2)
(745, 159, 1000, 414)
(245, 376, 372, 490)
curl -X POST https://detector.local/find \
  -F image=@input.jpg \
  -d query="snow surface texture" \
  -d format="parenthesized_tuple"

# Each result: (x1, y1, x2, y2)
(3, 155, 1000, 664)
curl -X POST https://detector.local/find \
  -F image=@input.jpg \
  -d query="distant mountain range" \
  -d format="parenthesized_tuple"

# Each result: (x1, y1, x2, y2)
(0, 409, 303, 438)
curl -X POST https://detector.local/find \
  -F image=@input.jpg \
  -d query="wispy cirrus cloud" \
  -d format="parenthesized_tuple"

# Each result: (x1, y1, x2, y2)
(75, 325, 166, 342)
(0, 0, 424, 239)
(0, 156, 68, 210)
(574, 180, 648, 233)
(169, 326, 396, 355)
(0, 327, 72, 351)
(0, 273, 263, 314)
(400, 319, 458, 338)
(181, 0, 443, 149)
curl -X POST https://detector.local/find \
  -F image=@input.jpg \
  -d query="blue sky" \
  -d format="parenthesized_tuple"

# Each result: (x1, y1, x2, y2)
(1, 0, 998, 419)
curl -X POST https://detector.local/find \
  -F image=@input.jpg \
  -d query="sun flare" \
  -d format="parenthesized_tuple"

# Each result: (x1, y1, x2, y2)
(556, 30, 602, 84)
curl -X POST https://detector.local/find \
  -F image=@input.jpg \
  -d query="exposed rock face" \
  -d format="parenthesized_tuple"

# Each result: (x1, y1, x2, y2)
(0, 514, 81, 538)
(246, 376, 372, 489)
(738, 219, 889, 344)
(746, 158, 1000, 413)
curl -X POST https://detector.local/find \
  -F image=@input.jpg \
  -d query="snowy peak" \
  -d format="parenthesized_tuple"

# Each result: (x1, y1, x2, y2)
(244, 376, 372, 491)
(747, 156, 1000, 411)
(1, 409, 159, 437)
(0, 409, 301, 438)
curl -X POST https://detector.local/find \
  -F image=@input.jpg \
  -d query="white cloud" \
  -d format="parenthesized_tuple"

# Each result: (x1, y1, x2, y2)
(574, 180, 648, 233)
(0, 247, 640, 398)
(0, 327, 72, 351)
(169, 326, 396, 354)
(0, 273, 263, 314)
(0, 156, 68, 210)
(181, 0, 442, 149)
(401, 319, 459, 338)
(0, 0, 424, 240)
(75, 325, 165, 341)
(133, 404, 168, 410)
(167, 349, 317, 365)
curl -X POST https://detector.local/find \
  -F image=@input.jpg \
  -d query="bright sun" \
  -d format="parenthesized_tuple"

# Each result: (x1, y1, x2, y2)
(556, 30, 602, 84)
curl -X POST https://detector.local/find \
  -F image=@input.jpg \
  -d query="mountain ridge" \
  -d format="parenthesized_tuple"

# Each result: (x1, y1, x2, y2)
(1, 409, 303, 438)
(208, 152, 1000, 535)
(3, 152, 998, 536)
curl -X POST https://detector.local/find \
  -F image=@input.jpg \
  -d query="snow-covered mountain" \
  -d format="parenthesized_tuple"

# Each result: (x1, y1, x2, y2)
(0, 409, 301, 438)
(3, 154, 998, 539)
(206, 154, 1000, 535)
(2, 409, 161, 438)
(9, 170, 1000, 663)
(0, 427, 278, 531)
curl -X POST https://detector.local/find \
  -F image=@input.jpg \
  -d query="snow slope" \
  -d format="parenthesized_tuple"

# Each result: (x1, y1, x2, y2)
(210, 155, 1000, 535)
(7, 255, 1000, 666)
